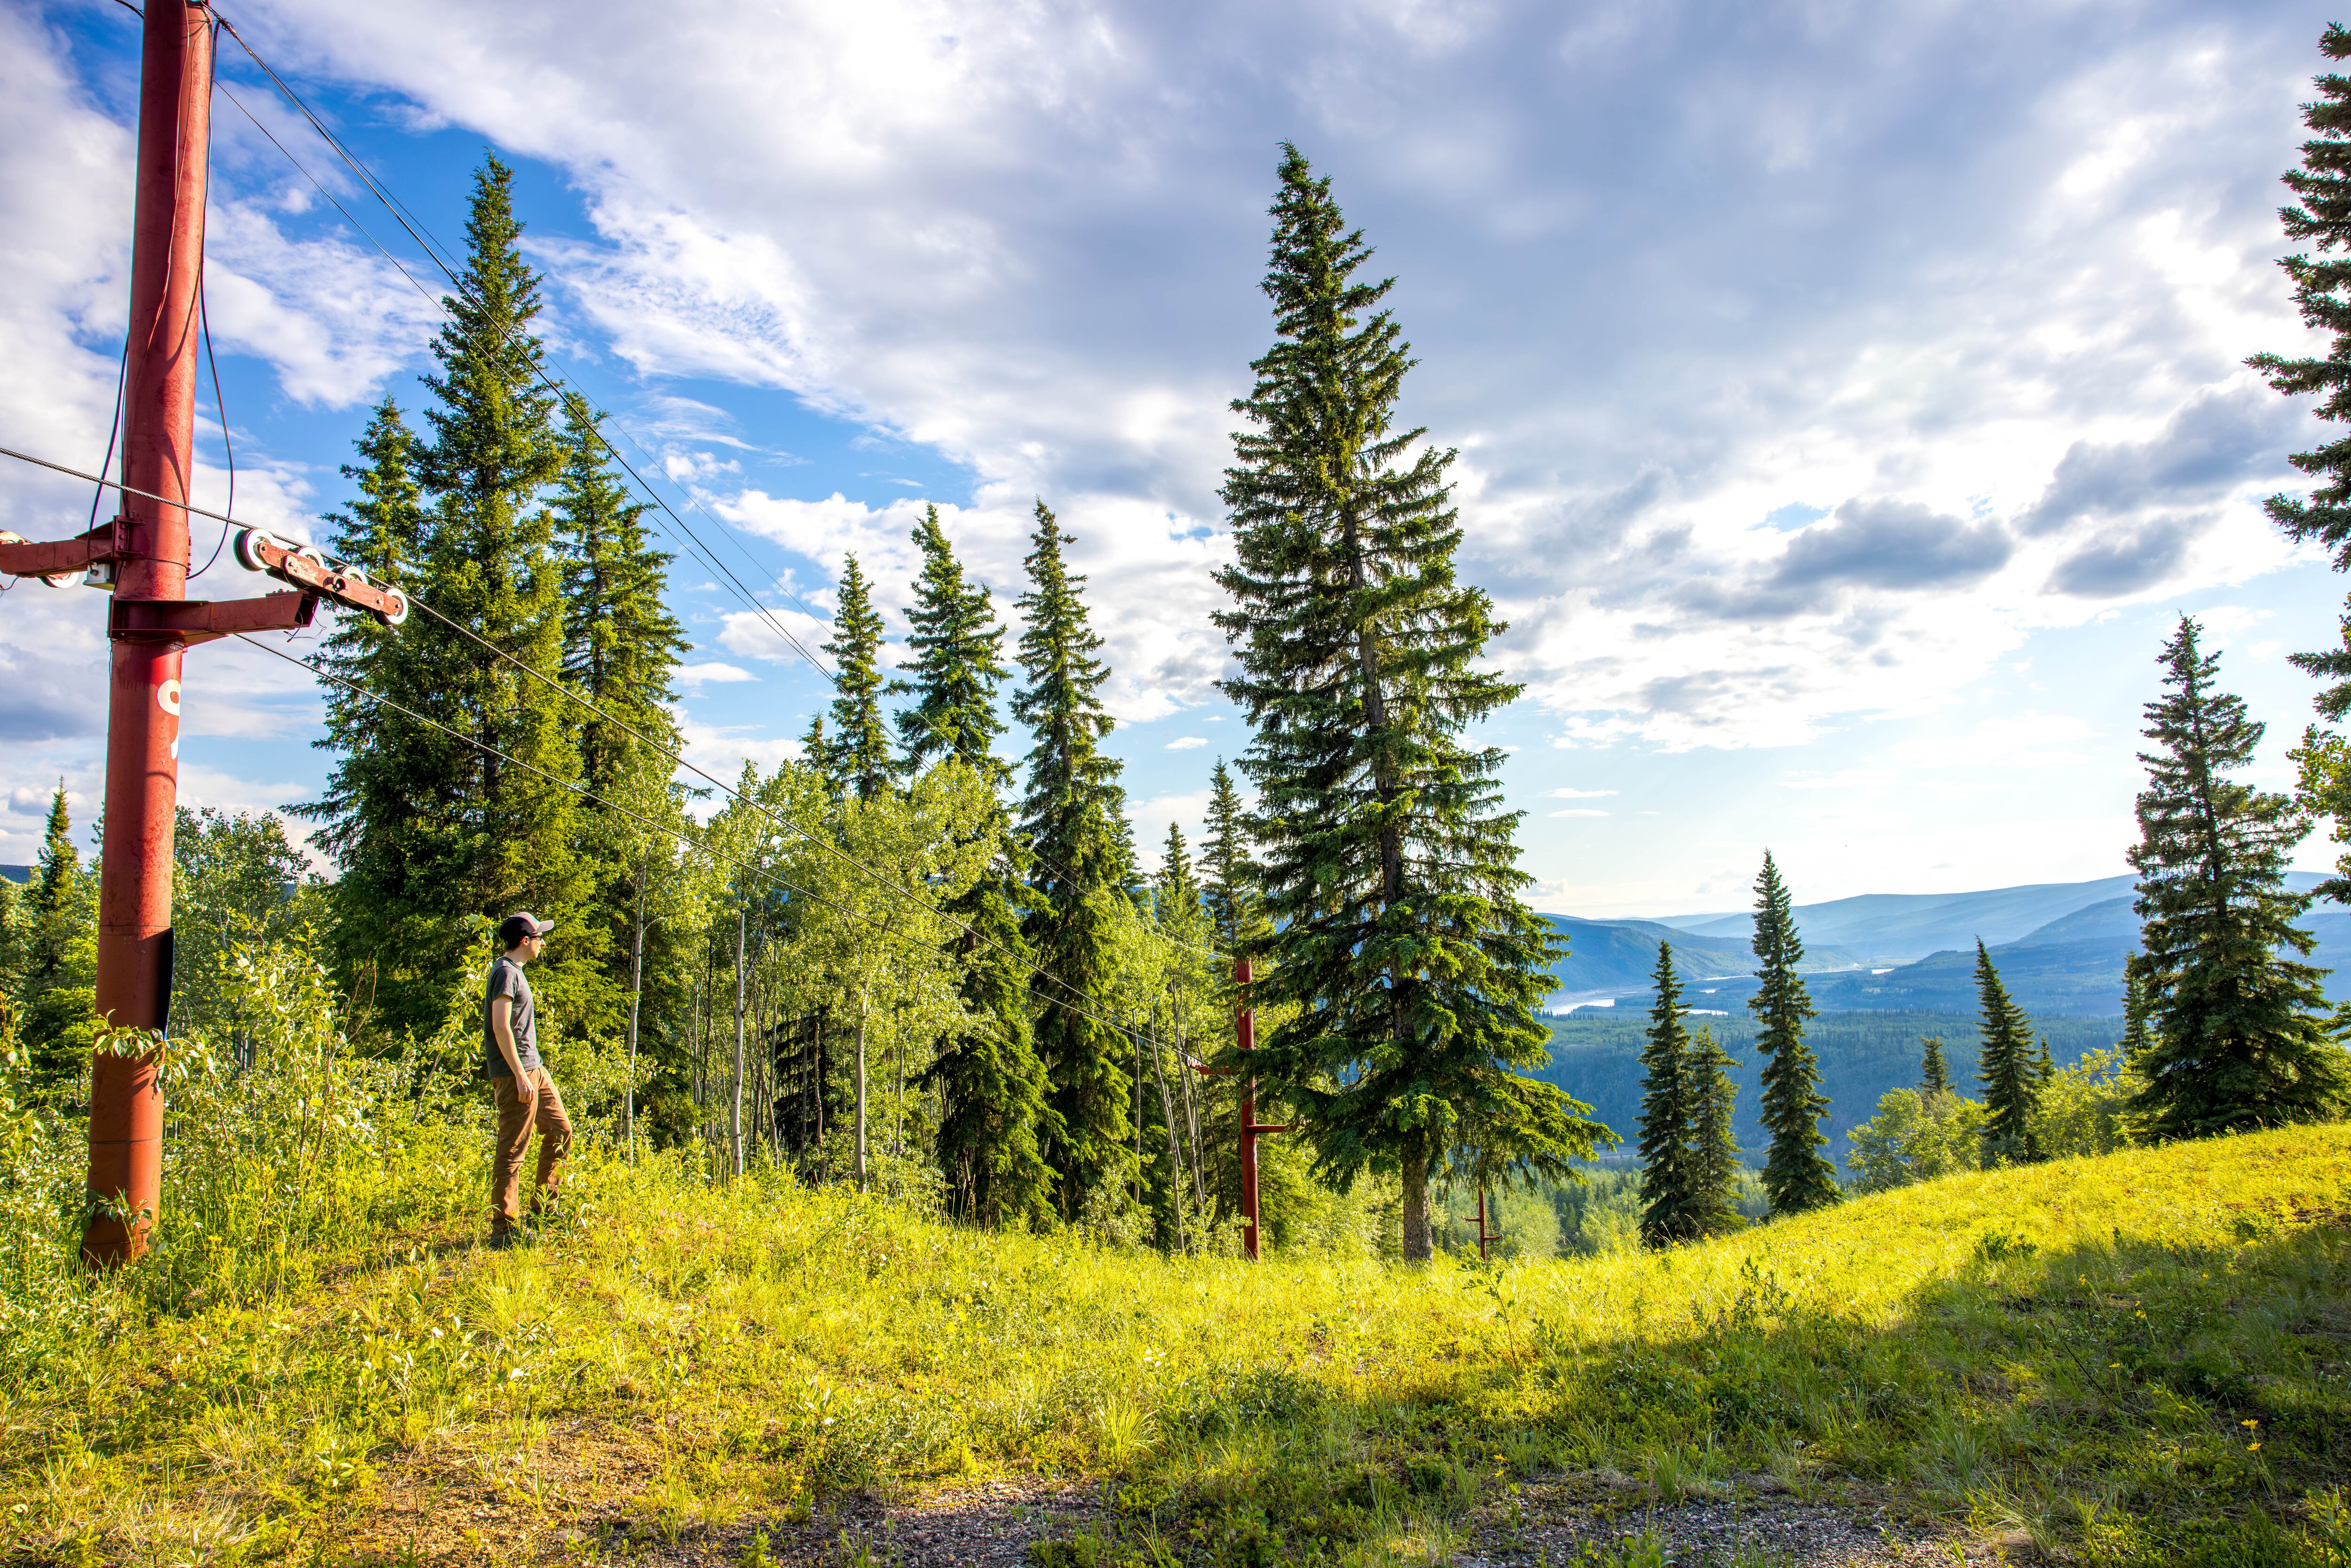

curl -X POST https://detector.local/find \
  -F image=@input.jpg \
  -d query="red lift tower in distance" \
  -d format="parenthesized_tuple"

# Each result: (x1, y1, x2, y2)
(1232, 958, 1291, 1262)
(0, 1, 405, 1265)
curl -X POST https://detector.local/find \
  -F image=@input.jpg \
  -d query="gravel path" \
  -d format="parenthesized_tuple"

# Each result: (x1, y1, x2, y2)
(633, 1480, 1113, 1567)
(1466, 1469, 1993, 1567)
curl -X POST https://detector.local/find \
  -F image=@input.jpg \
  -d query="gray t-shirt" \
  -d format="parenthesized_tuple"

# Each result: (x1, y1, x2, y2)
(482, 955, 540, 1079)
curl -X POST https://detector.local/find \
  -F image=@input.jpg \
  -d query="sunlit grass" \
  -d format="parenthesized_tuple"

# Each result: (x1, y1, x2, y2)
(2, 1124, 2346, 1564)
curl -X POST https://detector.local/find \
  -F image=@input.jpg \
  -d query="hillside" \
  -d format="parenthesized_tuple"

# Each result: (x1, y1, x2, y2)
(1540, 914, 1864, 997)
(1538, 1010, 2129, 1161)
(8, 1127, 2346, 1565)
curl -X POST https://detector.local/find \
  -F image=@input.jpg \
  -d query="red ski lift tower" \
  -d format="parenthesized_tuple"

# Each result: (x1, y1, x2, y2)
(0, 1, 403, 1265)
(1232, 958, 1291, 1261)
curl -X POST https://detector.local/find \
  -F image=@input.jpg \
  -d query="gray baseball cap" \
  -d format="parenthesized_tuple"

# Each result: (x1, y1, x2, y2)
(499, 912, 555, 947)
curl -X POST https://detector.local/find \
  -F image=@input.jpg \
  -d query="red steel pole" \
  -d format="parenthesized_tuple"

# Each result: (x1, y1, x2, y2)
(83, 0, 213, 1267)
(1236, 957, 1261, 1262)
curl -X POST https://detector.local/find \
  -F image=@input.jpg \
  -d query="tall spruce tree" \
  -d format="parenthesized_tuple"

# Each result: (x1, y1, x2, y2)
(1213, 146, 1606, 1261)
(1974, 941, 2042, 1163)
(894, 507, 1059, 1228)
(551, 390, 690, 1129)
(1749, 851, 1838, 1214)
(823, 554, 893, 800)
(2254, 29, 2351, 906)
(1158, 822, 1205, 927)
(554, 392, 685, 795)
(2120, 956, 2155, 1066)
(303, 157, 588, 1038)
(893, 505, 1006, 774)
(2130, 617, 2351, 1135)
(1637, 944, 1697, 1249)
(1686, 1027, 1745, 1237)
(19, 784, 97, 1083)
(1920, 1035, 1953, 1096)
(1201, 758, 1262, 953)
(2252, 27, 2351, 583)
(1013, 500, 1135, 1218)
(307, 397, 425, 967)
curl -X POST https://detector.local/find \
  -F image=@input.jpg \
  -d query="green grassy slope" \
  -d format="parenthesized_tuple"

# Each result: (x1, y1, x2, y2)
(7, 1127, 2347, 1566)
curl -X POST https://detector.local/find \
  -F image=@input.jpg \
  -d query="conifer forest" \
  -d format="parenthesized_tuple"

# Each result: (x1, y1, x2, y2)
(3, 16, 2351, 1568)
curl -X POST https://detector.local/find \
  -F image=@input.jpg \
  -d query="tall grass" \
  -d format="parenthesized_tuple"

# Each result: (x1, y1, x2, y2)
(3, 1101, 2347, 1565)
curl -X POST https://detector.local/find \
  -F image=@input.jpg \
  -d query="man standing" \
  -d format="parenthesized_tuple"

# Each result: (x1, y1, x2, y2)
(486, 912, 571, 1244)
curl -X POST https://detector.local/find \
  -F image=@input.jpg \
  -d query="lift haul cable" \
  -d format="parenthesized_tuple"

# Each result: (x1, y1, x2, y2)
(408, 582, 1226, 965)
(208, 63, 831, 678)
(208, 14, 840, 680)
(380, 591, 1217, 1024)
(0, 432, 1231, 965)
(225, 630, 1186, 1051)
(28, 14, 1228, 965)
(202, 22, 1213, 952)
(0, 453, 1221, 975)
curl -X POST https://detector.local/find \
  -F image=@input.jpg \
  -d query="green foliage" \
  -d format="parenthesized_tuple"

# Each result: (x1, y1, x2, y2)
(1975, 940, 2043, 1163)
(1012, 500, 1134, 1221)
(780, 762, 997, 1187)
(13, 785, 95, 1085)
(2136, 617, 2351, 1136)
(1214, 145, 1603, 1261)
(1847, 1088, 1985, 1193)
(1853, 1048, 2148, 1195)
(2251, 25, 2351, 579)
(1683, 1028, 1745, 1239)
(1201, 758, 1263, 955)
(168, 806, 318, 1037)
(1636, 944, 1696, 1248)
(822, 553, 893, 801)
(1749, 852, 1838, 1215)
(892, 503, 1010, 784)
(1920, 1033, 1952, 1095)
(302, 157, 593, 1043)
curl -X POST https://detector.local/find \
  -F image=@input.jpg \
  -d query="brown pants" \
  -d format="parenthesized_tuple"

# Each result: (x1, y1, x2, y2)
(490, 1068, 572, 1232)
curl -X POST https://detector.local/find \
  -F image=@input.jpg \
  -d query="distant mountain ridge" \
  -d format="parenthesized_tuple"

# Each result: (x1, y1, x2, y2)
(1541, 872, 2343, 1017)
(1643, 875, 2144, 966)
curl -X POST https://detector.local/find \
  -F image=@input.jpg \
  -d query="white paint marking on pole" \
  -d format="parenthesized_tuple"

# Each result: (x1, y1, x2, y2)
(158, 678, 181, 715)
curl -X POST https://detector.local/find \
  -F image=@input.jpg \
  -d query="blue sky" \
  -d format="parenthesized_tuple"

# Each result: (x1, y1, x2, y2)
(0, 0, 2342, 915)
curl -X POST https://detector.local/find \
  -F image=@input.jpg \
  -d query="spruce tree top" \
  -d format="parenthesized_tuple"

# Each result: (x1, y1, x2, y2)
(1919, 1035, 1951, 1096)
(1202, 757, 1262, 953)
(1012, 500, 1126, 887)
(32, 784, 75, 915)
(822, 554, 894, 800)
(554, 392, 686, 767)
(894, 504, 1010, 786)
(2252, 25, 2351, 563)
(1747, 851, 1815, 1041)
(419, 157, 559, 508)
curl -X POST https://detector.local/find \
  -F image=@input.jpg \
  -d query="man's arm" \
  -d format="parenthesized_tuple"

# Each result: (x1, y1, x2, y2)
(490, 993, 536, 1100)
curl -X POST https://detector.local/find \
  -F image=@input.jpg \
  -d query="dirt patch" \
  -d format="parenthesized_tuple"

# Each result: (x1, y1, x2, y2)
(1465, 1470, 1981, 1567)
(630, 1481, 1111, 1567)
(345, 1414, 668, 1563)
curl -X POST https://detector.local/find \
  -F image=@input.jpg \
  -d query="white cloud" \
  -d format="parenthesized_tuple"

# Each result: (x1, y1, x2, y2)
(1549, 808, 1609, 818)
(1165, 735, 1207, 750)
(677, 662, 757, 686)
